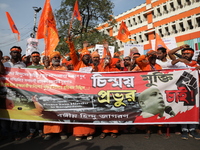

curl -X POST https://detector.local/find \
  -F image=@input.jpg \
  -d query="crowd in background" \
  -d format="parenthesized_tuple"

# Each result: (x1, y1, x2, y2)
(0, 39, 200, 141)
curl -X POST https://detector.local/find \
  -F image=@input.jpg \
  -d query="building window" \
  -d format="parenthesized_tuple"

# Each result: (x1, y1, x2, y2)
(177, 0, 183, 8)
(172, 24, 178, 33)
(169, 2, 175, 11)
(196, 16, 200, 27)
(187, 19, 194, 29)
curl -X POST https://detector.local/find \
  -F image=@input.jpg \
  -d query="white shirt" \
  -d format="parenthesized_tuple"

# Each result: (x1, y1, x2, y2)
(156, 59, 173, 69)
(3, 61, 26, 68)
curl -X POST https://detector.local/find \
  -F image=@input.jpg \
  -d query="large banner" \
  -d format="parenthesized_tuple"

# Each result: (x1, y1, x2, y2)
(0, 68, 199, 125)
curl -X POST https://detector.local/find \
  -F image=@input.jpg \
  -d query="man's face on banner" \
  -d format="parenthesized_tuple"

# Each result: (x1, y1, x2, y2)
(139, 87, 166, 117)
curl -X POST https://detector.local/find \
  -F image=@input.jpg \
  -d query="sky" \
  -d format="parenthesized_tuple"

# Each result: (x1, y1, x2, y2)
(0, 0, 146, 57)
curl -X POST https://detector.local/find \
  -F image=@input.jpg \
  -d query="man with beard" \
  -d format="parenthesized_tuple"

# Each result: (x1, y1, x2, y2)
(66, 37, 95, 141)
(110, 58, 121, 71)
(168, 44, 197, 68)
(135, 50, 162, 71)
(67, 38, 92, 71)
(121, 56, 133, 71)
(168, 45, 200, 140)
(43, 51, 67, 140)
(91, 51, 100, 72)
(1, 46, 26, 141)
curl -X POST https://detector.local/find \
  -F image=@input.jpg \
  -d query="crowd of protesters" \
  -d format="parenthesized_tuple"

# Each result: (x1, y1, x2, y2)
(0, 38, 200, 142)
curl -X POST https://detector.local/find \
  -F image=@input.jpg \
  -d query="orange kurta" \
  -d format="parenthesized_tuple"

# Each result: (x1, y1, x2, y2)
(100, 58, 120, 133)
(43, 65, 66, 134)
(67, 40, 95, 137)
(136, 55, 162, 71)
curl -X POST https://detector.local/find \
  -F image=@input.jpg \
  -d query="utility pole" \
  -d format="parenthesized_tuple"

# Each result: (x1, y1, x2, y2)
(26, 7, 42, 56)
(30, 7, 42, 38)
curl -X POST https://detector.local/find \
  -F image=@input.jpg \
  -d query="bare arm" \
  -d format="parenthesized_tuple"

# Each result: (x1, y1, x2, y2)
(168, 44, 190, 60)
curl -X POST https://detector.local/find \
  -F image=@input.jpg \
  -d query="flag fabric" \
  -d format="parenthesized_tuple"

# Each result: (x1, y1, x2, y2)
(116, 21, 130, 43)
(155, 33, 170, 52)
(37, 0, 59, 56)
(73, 0, 82, 21)
(5, 12, 20, 41)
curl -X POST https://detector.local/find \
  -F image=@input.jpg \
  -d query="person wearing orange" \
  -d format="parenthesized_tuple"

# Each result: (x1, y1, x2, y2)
(98, 41, 113, 72)
(131, 53, 142, 71)
(67, 39, 93, 71)
(98, 51, 121, 139)
(168, 44, 197, 68)
(91, 51, 100, 72)
(110, 58, 121, 71)
(67, 38, 95, 141)
(135, 50, 162, 138)
(66, 60, 74, 70)
(135, 50, 162, 71)
(43, 51, 68, 140)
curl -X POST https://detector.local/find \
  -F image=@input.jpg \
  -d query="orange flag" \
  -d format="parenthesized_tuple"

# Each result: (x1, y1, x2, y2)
(5, 12, 20, 41)
(116, 21, 130, 43)
(73, 0, 82, 21)
(155, 33, 170, 52)
(37, 0, 59, 56)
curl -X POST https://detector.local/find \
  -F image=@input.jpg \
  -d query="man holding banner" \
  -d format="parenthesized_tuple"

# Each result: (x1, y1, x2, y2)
(43, 51, 67, 140)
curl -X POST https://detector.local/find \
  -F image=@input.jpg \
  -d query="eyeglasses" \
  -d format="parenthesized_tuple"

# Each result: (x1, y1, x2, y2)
(123, 59, 131, 61)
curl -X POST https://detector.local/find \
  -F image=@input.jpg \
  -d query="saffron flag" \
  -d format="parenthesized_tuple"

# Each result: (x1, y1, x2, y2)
(116, 21, 130, 43)
(155, 33, 170, 52)
(37, 0, 59, 56)
(5, 12, 20, 41)
(73, 0, 82, 21)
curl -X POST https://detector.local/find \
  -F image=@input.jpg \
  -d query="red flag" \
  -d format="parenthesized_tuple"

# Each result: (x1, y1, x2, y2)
(5, 12, 20, 41)
(37, 0, 59, 56)
(73, 0, 82, 21)
(155, 33, 170, 52)
(116, 21, 130, 43)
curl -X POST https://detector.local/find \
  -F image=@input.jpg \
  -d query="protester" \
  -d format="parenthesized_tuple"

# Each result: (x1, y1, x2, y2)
(156, 47, 173, 69)
(91, 51, 100, 72)
(121, 56, 133, 71)
(26, 51, 44, 139)
(1, 46, 26, 141)
(135, 50, 162, 71)
(98, 48, 121, 139)
(22, 54, 31, 67)
(67, 37, 95, 141)
(131, 53, 141, 71)
(1, 56, 10, 63)
(0, 50, 5, 74)
(42, 55, 50, 69)
(168, 44, 197, 68)
(43, 51, 68, 140)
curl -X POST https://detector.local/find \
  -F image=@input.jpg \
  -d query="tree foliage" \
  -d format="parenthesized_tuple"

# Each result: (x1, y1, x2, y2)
(55, 0, 117, 55)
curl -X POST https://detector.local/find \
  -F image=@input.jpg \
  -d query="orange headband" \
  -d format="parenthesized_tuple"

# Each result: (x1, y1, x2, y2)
(22, 56, 26, 61)
(10, 48, 21, 52)
(31, 53, 40, 57)
(182, 50, 194, 54)
(133, 54, 140, 57)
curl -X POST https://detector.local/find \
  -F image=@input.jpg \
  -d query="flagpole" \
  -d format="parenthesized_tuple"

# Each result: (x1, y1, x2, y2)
(68, 12, 75, 38)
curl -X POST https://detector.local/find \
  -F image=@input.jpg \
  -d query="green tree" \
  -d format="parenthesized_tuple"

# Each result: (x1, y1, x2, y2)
(55, 0, 117, 55)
